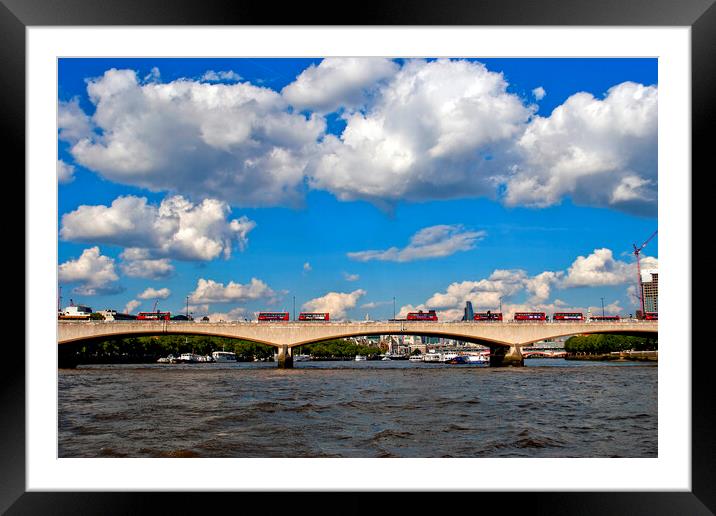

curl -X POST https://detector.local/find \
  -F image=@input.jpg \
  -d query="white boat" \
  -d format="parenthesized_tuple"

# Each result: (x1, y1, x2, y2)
(466, 354, 489, 364)
(381, 355, 391, 361)
(177, 353, 203, 363)
(408, 355, 424, 362)
(440, 352, 459, 363)
(355, 355, 367, 361)
(212, 351, 237, 362)
(422, 352, 442, 363)
(293, 354, 311, 362)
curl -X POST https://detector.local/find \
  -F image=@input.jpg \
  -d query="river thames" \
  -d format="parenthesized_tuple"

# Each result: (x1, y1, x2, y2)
(58, 359, 657, 458)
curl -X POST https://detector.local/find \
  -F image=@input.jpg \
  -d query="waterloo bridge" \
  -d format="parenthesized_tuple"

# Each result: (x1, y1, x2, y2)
(58, 320, 658, 368)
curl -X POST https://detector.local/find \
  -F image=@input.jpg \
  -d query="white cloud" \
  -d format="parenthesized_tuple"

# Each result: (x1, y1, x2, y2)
(399, 246, 655, 322)
(206, 307, 247, 322)
(200, 70, 242, 82)
(58, 97, 93, 143)
(61, 195, 256, 262)
(303, 262, 312, 272)
(119, 249, 174, 279)
(301, 289, 366, 320)
(57, 64, 657, 216)
(360, 300, 391, 309)
(343, 272, 360, 281)
(138, 287, 171, 300)
(189, 278, 279, 304)
(506, 81, 658, 216)
(58, 246, 122, 295)
(124, 299, 141, 314)
(57, 160, 76, 184)
(59, 68, 325, 207)
(307, 58, 534, 205)
(282, 57, 398, 113)
(562, 248, 657, 287)
(348, 224, 485, 262)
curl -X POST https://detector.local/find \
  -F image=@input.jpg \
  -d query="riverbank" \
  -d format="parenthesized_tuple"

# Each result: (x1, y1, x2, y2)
(566, 351, 657, 362)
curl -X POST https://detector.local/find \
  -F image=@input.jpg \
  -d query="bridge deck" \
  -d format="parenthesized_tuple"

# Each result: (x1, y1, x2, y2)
(58, 320, 658, 347)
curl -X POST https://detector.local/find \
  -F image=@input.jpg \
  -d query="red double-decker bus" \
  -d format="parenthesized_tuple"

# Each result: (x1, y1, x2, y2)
(257, 312, 289, 321)
(137, 311, 171, 321)
(298, 312, 330, 321)
(513, 312, 546, 322)
(474, 312, 503, 321)
(644, 312, 658, 320)
(590, 315, 621, 321)
(407, 310, 438, 321)
(553, 312, 584, 321)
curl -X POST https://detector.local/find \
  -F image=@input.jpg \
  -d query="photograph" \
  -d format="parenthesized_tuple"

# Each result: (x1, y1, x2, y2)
(56, 56, 660, 459)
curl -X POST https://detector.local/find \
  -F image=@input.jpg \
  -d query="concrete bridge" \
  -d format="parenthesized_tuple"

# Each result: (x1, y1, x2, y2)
(58, 320, 658, 368)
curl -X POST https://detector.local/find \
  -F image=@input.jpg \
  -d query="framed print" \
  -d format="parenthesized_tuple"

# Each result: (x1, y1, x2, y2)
(7, 0, 713, 513)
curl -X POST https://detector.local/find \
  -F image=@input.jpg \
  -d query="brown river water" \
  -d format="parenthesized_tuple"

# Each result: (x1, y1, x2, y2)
(58, 359, 657, 458)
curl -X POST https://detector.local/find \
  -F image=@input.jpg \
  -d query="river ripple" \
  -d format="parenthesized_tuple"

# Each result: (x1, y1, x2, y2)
(58, 359, 657, 458)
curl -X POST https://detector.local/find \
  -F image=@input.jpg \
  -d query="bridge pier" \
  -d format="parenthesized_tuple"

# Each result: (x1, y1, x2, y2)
(58, 344, 79, 369)
(489, 345, 524, 367)
(276, 345, 293, 369)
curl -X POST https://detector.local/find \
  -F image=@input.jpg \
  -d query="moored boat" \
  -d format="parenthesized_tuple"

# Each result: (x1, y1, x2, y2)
(422, 351, 442, 363)
(466, 354, 489, 364)
(355, 355, 367, 361)
(212, 351, 237, 362)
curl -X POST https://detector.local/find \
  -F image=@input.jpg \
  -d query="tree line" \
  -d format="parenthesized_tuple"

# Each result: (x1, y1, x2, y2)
(564, 334, 657, 355)
(70, 335, 382, 363)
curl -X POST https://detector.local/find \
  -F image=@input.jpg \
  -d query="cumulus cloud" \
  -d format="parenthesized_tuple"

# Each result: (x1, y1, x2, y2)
(281, 57, 398, 113)
(206, 307, 247, 322)
(307, 58, 535, 206)
(562, 248, 657, 287)
(124, 299, 141, 314)
(58, 97, 93, 143)
(119, 249, 174, 279)
(58, 63, 657, 216)
(189, 277, 279, 304)
(60, 195, 256, 262)
(506, 81, 658, 216)
(360, 300, 391, 309)
(301, 289, 366, 320)
(58, 246, 122, 295)
(138, 287, 171, 300)
(58, 68, 325, 207)
(348, 224, 485, 262)
(57, 160, 76, 184)
(398, 246, 655, 321)
(200, 70, 242, 82)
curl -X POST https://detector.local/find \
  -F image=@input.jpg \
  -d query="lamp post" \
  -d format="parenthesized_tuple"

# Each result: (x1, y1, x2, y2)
(600, 297, 605, 317)
(293, 296, 296, 321)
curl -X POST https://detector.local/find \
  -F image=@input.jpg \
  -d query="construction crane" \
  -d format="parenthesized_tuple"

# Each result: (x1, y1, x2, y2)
(152, 299, 160, 313)
(633, 230, 658, 318)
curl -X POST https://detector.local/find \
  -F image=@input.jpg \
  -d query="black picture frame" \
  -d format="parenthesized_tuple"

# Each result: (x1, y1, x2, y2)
(6, 0, 711, 513)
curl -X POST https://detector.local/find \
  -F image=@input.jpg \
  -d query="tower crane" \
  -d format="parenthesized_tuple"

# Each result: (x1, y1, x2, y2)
(633, 230, 658, 318)
(152, 299, 159, 313)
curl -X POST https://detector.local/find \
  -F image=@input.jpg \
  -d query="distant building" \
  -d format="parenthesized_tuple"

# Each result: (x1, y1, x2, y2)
(462, 301, 474, 321)
(641, 269, 658, 313)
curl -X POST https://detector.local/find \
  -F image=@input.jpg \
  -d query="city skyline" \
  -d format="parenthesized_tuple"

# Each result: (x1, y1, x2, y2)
(57, 57, 658, 321)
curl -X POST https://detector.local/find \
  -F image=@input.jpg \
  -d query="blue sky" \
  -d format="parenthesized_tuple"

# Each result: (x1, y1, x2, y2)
(57, 57, 658, 321)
